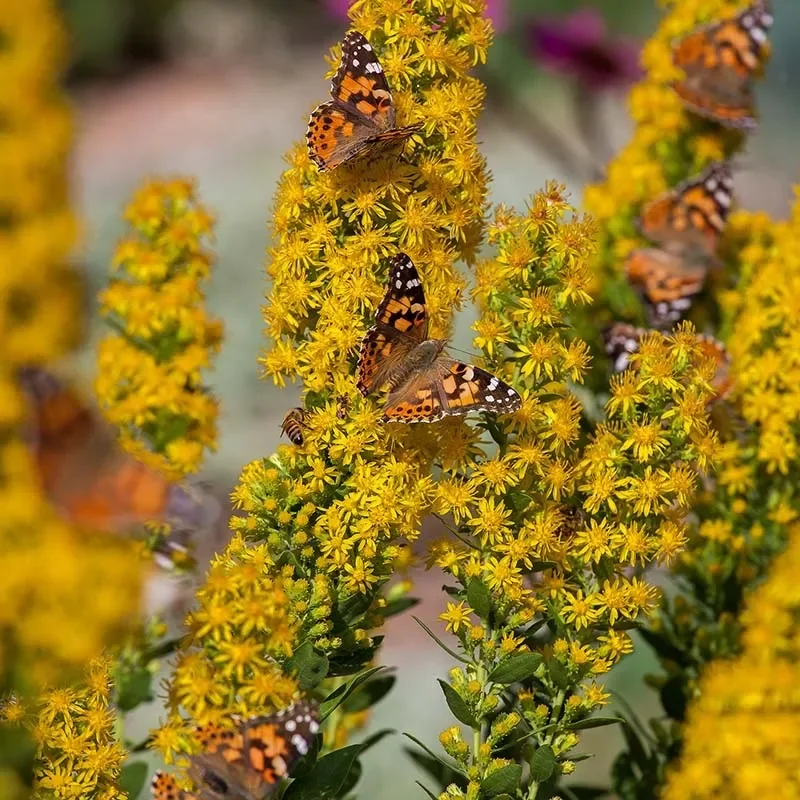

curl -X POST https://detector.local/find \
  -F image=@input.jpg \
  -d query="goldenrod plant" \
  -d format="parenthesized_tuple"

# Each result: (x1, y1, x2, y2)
(1, 0, 796, 798)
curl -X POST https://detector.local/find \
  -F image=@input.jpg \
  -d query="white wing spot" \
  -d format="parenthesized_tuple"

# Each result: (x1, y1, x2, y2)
(366, 61, 382, 74)
(310, 720, 320, 733)
(292, 734, 309, 755)
(485, 395, 495, 403)
(751, 27, 767, 43)
(352, 58, 360, 67)
(363, 43, 372, 51)
(715, 190, 731, 207)
(741, 13, 754, 27)
(285, 719, 297, 732)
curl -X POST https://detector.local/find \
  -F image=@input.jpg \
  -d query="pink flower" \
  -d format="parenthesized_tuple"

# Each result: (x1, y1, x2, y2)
(527, 7, 641, 90)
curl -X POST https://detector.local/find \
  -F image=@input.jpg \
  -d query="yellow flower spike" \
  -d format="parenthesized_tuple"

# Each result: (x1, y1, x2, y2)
(96, 178, 222, 479)
(664, 526, 800, 800)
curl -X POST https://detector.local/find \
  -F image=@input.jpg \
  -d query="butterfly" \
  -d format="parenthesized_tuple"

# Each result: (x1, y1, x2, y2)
(672, 0, 773, 130)
(604, 322, 732, 401)
(151, 702, 320, 800)
(626, 162, 733, 328)
(306, 31, 422, 171)
(18, 366, 218, 535)
(356, 253, 521, 423)
(280, 407, 307, 446)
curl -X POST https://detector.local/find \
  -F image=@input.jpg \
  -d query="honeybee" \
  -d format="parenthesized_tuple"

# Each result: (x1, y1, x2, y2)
(281, 407, 307, 446)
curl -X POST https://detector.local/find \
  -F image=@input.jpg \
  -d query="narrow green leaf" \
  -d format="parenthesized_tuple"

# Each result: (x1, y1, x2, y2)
(319, 666, 386, 721)
(637, 628, 692, 668)
(415, 781, 438, 800)
(382, 596, 420, 618)
(342, 675, 396, 714)
(481, 764, 522, 796)
(358, 728, 395, 754)
(437, 680, 478, 728)
(119, 762, 148, 800)
(282, 744, 362, 799)
(115, 669, 153, 712)
(412, 617, 469, 664)
(567, 716, 625, 731)
(402, 733, 467, 779)
(467, 579, 491, 619)
(529, 745, 556, 783)
(287, 641, 330, 690)
(488, 653, 542, 685)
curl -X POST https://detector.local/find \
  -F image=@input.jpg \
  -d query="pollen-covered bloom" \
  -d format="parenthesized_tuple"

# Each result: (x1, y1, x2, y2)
(2, 656, 128, 800)
(428, 186, 717, 789)
(96, 178, 222, 479)
(663, 523, 800, 799)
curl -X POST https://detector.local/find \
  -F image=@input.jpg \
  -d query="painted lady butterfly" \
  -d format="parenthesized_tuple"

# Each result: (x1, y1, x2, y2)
(306, 31, 422, 171)
(18, 366, 218, 535)
(151, 702, 320, 800)
(356, 253, 521, 423)
(672, 0, 773, 130)
(626, 162, 733, 328)
(604, 322, 732, 401)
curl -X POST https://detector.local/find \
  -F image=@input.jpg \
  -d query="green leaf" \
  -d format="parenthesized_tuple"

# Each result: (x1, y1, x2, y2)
(381, 596, 420, 618)
(466, 579, 491, 619)
(546, 658, 571, 690)
(412, 617, 469, 664)
(342, 675, 396, 714)
(415, 781, 439, 800)
(660, 676, 688, 722)
(115, 668, 154, 712)
(567, 716, 625, 731)
(287, 641, 330, 690)
(0, 726, 35, 786)
(402, 733, 467, 782)
(119, 762, 148, 800)
(358, 728, 395, 754)
(339, 592, 375, 626)
(319, 666, 386, 721)
(636, 628, 692, 668)
(283, 744, 362, 799)
(529, 745, 557, 783)
(481, 764, 522, 796)
(437, 680, 478, 728)
(488, 653, 542, 685)
(620, 719, 650, 772)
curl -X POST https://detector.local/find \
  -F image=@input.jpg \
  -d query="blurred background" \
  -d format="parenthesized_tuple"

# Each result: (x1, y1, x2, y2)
(64, 0, 800, 794)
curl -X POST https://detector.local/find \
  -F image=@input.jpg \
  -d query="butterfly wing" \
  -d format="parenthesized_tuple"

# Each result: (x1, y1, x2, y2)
(637, 162, 733, 254)
(672, 1, 773, 129)
(19, 367, 217, 534)
(356, 253, 428, 397)
(151, 771, 197, 800)
(603, 323, 646, 373)
(306, 32, 420, 170)
(384, 357, 521, 424)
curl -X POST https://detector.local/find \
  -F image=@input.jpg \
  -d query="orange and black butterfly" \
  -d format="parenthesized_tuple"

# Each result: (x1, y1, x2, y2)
(356, 254, 521, 423)
(18, 366, 218, 535)
(626, 162, 733, 328)
(306, 31, 422, 171)
(151, 702, 319, 800)
(604, 322, 732, 401)
(672, 0, 773, 130)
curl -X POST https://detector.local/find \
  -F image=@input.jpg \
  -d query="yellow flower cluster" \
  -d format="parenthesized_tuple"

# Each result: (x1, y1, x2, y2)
(583, 0, 759, 292)
(0, 0, 142, 696)
(151, 536, 301, 758)
(663, 521, 800, 800)
(157, 0, 491, 761)
(96, 178, 222, 479)
(432, 189, 718, 790)
(2, 656, 127, 800)
(261, 0, 491, 390)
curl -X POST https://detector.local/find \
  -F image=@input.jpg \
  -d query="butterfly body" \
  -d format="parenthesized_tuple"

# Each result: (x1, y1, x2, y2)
(626, 162, 732, 328)
(356, 254, 521, 423)
(151, 702, 319, 800)
(307, 31, 421, 171)
(672, 1, 773, 129)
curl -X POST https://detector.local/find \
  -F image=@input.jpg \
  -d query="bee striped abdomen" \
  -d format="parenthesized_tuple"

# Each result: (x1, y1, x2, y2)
(281, 408, 307, 446)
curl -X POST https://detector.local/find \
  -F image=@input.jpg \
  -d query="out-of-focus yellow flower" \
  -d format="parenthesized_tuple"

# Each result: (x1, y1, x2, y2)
(96, 178, 222, 479)
(663, 522, 800, 799)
